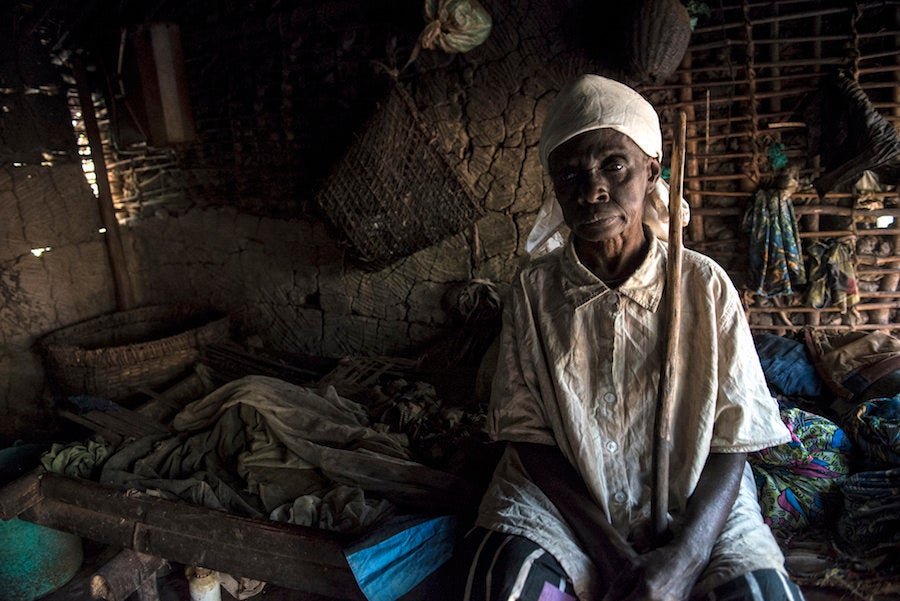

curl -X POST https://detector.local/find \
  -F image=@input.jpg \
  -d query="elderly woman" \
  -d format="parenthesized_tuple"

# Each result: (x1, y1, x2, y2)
(460, 75, 804, 601)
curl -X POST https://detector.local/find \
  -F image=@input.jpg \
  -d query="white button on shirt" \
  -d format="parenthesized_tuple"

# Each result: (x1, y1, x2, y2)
(605, 440, 618, 453)
(613, 491, 627, 504)
(603, 392, 616, 404)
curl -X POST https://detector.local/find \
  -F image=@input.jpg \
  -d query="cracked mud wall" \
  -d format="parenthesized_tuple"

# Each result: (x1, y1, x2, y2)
(1, 0, 600, 433)
(119, 0, 591, 361)
(0, 164, 116, 427)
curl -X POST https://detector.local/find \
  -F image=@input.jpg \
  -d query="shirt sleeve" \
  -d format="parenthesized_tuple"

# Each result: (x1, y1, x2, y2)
(487, 279, 556, 446)
(710, 277, 792, 453)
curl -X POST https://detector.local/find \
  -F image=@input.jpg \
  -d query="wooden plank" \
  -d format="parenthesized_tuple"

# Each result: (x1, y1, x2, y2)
(58, 410, 124, 445)
(72, 58, 134, 311)
(79, 410, 162, 440)
(100, 408, 170, 436)
(748, 302, 900, 313)
(690, 206, 900, 217)
(15, 472, 365, 600)
(751, 323, 900, 332)
(90, 550, 169, 601)
(800, 229, 900, 238)
(0, 468, 43, 519)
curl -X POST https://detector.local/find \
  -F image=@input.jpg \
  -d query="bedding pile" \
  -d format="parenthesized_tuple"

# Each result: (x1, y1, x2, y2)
(40, 372, 491, 599)
(751, 333, 900, 598)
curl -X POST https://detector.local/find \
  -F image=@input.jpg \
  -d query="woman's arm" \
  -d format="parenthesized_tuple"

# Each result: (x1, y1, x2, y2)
(617, 451, 747, 601)
(517, 442, 746, 601)
(514, 442, 638, 585)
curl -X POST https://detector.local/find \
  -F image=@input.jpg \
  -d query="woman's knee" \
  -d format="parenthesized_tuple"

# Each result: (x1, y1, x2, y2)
(457, 528, 574, 601)
(706, 569, 805, 601)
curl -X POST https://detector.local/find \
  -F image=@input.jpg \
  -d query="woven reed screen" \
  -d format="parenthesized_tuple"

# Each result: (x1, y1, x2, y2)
(314, 85, 483, 269)
(645, 0, 900, 335)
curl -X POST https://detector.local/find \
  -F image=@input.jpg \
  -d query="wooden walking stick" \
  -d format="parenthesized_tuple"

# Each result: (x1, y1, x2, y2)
(652, 110, 688, 543)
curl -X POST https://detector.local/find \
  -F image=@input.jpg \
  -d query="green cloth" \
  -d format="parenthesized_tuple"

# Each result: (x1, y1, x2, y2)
(40, 439, 111, 479)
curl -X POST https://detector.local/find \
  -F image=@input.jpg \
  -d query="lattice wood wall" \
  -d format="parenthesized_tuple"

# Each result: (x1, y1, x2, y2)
(646, 0, 900, 335)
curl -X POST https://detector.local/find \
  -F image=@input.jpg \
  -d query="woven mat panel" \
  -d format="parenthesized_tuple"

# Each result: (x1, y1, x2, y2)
(316, 356, 419, 400)
(315, 85, 483, 270)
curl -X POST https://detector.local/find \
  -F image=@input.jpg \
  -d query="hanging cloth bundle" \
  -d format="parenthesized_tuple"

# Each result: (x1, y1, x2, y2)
(405, 0, 492, 68)
(803, 70, 900, 198)
(805, 238, 860, 313)
(742, 188, 807, 297)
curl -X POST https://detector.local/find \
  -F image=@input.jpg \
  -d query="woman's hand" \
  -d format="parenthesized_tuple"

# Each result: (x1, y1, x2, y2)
(603, 452, 749, 601)
(514, 442, 639, 582)
(603, 539, 703, 601)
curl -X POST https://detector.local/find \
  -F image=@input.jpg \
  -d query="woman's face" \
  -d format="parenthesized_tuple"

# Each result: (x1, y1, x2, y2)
(548, 129, 659, 247)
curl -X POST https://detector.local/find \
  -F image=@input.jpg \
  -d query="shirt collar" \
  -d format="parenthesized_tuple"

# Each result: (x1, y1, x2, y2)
(559, 230, 666, 312)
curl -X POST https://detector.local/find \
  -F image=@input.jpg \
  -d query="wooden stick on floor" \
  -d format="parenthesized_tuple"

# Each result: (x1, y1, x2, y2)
(652, 110, 687, 543)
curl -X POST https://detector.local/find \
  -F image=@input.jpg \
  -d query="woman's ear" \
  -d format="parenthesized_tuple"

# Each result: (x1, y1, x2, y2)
(646, 157, 661, 192)
(649, 158, 661, 180)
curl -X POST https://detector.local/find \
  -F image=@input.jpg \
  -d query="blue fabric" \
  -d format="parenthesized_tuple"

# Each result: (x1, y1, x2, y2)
(345, 515, 459, 601)
(754, 334, 826, 400)
(843, 394, 900, 467)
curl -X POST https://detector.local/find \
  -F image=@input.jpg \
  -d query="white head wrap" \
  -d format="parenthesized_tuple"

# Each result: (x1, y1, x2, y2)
(527, 74, 689, 255)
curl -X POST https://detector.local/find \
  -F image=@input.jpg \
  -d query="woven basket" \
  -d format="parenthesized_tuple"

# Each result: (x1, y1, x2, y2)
(626, 0, 692, 84)
(315, 85, 483, 270)
(40, 305, 230, 400)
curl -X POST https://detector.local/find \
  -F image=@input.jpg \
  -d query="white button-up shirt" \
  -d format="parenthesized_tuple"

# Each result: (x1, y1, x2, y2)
(476, 235, 791, 599)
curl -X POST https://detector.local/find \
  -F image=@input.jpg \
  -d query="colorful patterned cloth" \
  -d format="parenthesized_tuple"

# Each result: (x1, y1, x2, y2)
(839, 394, 900, 468)
(805, 239, 859, 312)
(750, 407, 852, 537)
(742, 188, 806, 297)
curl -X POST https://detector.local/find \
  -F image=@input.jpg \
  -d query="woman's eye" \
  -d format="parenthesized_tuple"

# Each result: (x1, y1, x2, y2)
(603, 161, 625, 172)
(557, 170, 578, 184)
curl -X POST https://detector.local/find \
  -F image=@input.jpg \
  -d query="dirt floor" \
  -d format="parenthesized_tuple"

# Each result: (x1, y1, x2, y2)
(36, 540, 868, 601)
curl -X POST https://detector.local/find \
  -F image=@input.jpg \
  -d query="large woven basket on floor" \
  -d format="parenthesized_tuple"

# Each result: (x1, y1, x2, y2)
(315, 85, 483, 270)
(40, 305, 230, 400)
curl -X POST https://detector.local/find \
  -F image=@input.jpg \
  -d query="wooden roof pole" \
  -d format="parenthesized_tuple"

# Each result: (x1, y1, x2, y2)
(72, 57, 135, 311)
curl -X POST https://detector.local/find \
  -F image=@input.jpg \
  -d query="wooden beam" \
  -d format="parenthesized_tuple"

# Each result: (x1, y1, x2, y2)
(71, 57, 135, 311)
(10, 472, 365, 601)
(0, 468, 44, 519)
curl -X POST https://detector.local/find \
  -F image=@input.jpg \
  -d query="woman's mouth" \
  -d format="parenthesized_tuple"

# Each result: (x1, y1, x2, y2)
(584, 215, 616, 225)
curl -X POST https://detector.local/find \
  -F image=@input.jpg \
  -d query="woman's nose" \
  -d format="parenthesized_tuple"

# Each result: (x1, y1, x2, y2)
(578, 170, 608, 204)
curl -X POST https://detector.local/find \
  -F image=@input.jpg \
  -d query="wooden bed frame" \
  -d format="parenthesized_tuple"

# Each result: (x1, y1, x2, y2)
(0, 469, 366, 601)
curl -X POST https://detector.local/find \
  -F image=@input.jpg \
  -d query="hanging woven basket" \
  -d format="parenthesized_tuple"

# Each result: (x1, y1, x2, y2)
(315, 85, 482, 270)
(625, 0, 692, 84)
